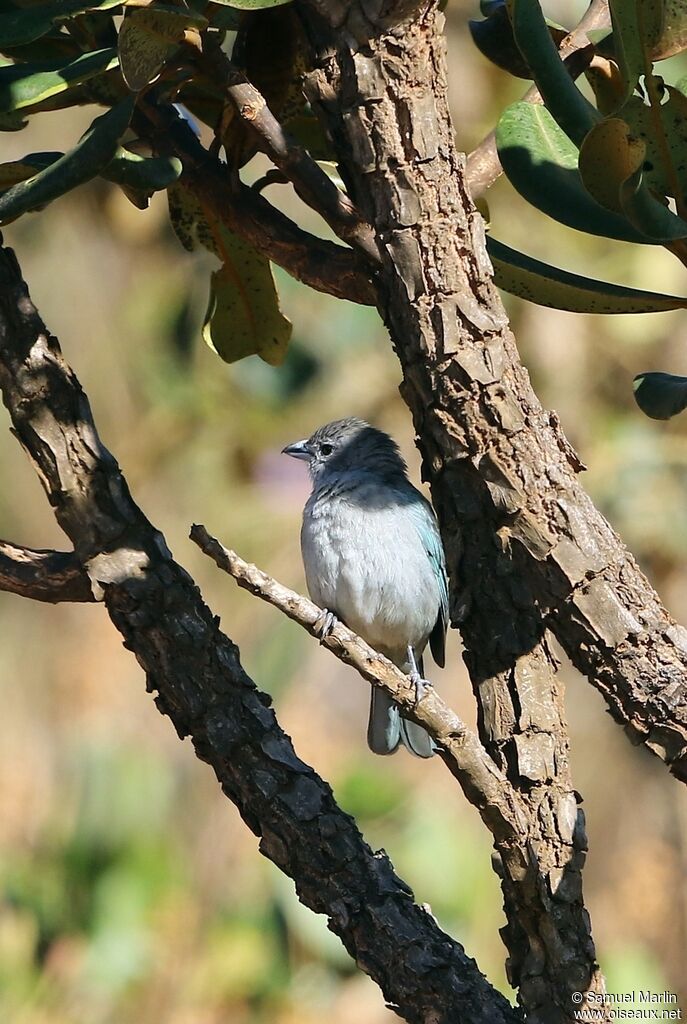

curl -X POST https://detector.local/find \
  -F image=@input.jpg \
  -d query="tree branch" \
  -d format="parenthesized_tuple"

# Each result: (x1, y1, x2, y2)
(299, 0, 687, 782)
(138, 97, 376, 306)
(204, 47, 381, 264)
(0, 540, 93, 603)
(299, 5, 613, 1020)
(190, 523, 528, 844)
(0, 241, 519, 1024)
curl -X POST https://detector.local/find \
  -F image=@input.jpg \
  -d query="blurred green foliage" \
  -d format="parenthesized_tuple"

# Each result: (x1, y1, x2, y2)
(0, 2, 686, 1022)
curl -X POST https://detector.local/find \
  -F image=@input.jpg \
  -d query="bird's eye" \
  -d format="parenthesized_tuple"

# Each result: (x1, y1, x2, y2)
(319, 442, 334, 457)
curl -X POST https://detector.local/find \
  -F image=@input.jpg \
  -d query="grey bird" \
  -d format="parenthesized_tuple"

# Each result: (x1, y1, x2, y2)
(282, 417, 448, 758)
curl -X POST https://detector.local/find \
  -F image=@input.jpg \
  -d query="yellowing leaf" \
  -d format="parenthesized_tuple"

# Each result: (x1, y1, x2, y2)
(619, 87, 687, 202)
(489, 236, 687, 313)
(203, 254, 291, 366)
(168, 182, 291, 365)
(118, 6, 207, 92)
(578, 117, 645, 212)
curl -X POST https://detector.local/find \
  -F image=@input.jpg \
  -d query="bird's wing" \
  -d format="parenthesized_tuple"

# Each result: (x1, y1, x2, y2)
(408, 491, 449, 669)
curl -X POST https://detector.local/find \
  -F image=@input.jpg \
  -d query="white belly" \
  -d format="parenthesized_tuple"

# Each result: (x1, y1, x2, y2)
(301, 487, 439, 664)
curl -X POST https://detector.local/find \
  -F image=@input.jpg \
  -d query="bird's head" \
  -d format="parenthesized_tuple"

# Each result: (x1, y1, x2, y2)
(282, 417, 407, 484)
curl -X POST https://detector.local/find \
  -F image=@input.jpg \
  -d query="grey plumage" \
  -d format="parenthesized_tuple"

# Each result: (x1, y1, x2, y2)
(282, 417, 448, 758)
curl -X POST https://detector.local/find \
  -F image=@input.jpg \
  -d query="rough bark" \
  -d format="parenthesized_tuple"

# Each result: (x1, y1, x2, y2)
(0, 242, 519, 1024)
(191, 524, 530, 844)
(298, 2, 687, 780)
(299, 4, 610, 1020)
(0, 540, 92, 603)
(138, 96, 376, 305)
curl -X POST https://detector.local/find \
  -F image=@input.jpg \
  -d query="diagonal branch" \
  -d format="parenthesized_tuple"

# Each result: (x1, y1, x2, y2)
(0, 540, 93, 603)
(191, 523, 527, 844)
(300, 0, 687, 784)
(137, 97, 376, 306)
(0, 241, 519, 1024)
(203, 47, 381, 264)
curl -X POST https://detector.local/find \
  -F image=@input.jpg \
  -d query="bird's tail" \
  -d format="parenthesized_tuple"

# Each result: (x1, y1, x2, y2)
(367, 687, 401, 755)
(367, 686, 435, 759)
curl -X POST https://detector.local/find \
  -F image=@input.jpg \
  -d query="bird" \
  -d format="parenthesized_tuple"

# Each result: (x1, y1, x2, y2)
(282, 417, 448, 758)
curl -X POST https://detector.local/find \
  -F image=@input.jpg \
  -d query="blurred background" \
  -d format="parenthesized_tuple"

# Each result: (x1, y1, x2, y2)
(1, 1, 687, 1021)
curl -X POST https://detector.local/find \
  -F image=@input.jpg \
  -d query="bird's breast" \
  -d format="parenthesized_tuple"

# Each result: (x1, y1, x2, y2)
(300, 486, 440, 663)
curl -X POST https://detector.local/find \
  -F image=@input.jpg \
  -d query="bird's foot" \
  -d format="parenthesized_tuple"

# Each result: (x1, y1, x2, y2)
(407, 645, 431, 704)
(315, 609, 338, 645)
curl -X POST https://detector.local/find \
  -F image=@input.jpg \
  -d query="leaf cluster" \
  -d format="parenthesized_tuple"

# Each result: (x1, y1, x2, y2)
(471, 0, 687, 417)
(0, 0, 300, 365)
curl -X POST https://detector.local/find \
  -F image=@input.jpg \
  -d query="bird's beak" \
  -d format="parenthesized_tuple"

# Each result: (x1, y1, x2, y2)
(282, 439, 313, 461)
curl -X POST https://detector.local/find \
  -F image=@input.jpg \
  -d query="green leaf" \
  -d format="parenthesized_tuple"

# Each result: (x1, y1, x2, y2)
(102, 148, 182, 191)
(633, 371, 687, 419)
(620, 165, 687, 240)
(0, 47, 118, 114)
(209, 0, 292, 8)
(0, 1, 121, 49)
(168, 182, 291, 365)
(488, 236, 687, 313)
(285, 112, 334, 161)
(118, 6, 207, 92)
(206, 4, 244, 30)
(203, 254, 291, 365)
(0, 109, 28, 131)
(495, 102, 652, 243)
(0, 96, 134, 223)
(509, 0, 599, 144)
(0, 151, 58, 186)
(608, 0, 664, 107)
(469, 2, 536, 79)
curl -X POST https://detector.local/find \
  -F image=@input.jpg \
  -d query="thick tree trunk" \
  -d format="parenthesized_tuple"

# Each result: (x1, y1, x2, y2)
(299, 4, 609, 1020)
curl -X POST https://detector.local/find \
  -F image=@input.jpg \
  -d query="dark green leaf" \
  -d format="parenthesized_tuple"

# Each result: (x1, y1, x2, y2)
(509, 0, 599, 144)
(469, 3, 534, 79)
(0, 152, 58, 186)
(0, 1, 121, 49)
(633, 371, 687, 419)
(102, 148, 182, 190)
(0, 96, 134, 223)
(488, 236, 687, 312)
(620, 166, 687, 240)
(207, 4, 244, 30)
(286, 113, 334, 161)
(495, 102, 652, 242)
(0, 47, 118, 114)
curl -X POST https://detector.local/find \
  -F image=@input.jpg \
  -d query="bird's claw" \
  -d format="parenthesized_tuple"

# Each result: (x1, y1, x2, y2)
(407, 644, 431, 704)
(316, 609, 338, 645)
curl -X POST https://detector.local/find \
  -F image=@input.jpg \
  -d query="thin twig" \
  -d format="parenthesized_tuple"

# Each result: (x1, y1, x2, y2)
(190, 523, 528, 845)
